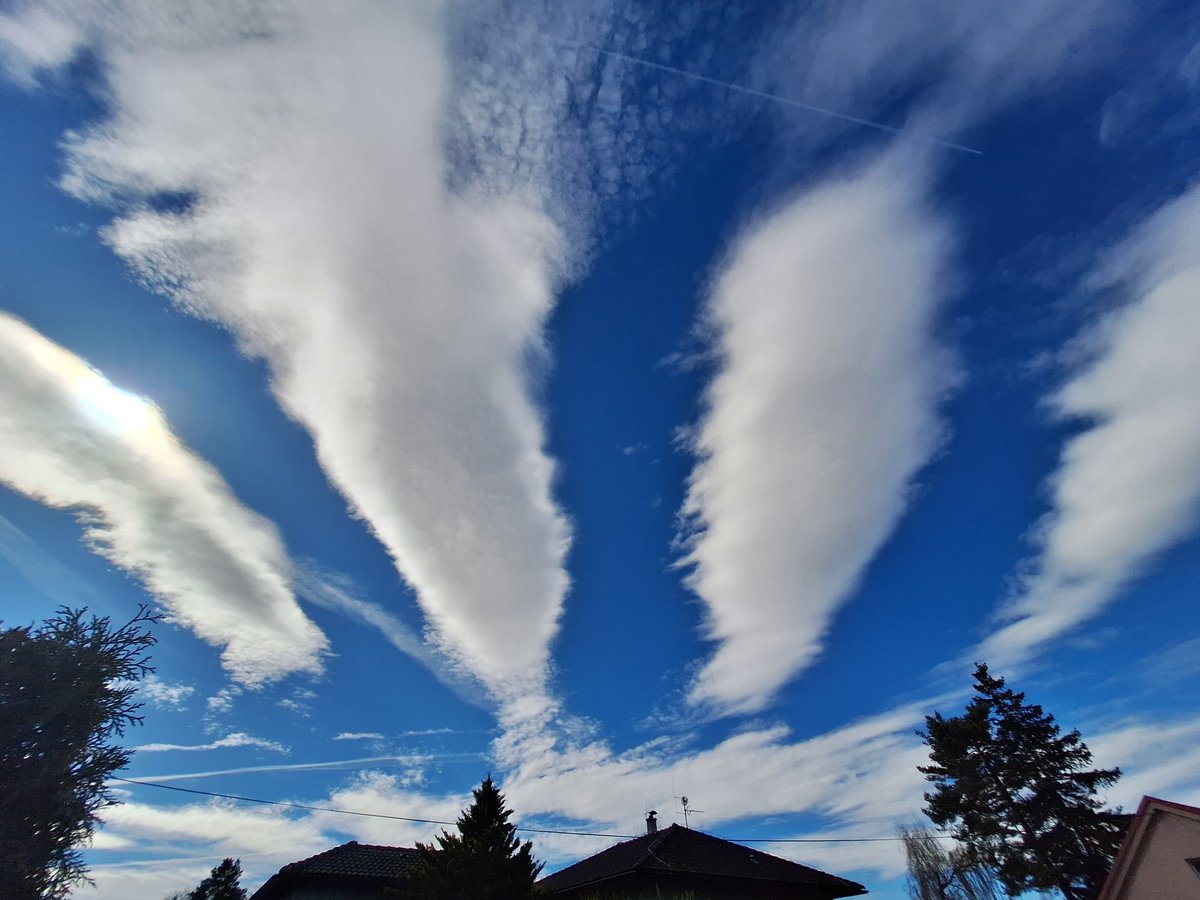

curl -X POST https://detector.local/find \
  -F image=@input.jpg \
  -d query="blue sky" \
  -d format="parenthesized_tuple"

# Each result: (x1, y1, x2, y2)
(1, 1, 1199, 897)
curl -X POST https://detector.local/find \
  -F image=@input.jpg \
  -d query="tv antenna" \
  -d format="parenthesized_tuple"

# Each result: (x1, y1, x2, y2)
(677, 794, 704, 828)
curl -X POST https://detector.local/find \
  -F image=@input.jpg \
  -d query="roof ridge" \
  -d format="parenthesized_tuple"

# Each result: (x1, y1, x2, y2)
(281, 842, 355, 871)
(279, 841, 421, 873)
(633, 822, 679, 870)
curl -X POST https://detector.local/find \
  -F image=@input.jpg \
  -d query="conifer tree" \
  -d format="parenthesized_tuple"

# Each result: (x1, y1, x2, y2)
(919, 664, 1129, 900)
(405, 776, 543, 900)
(0, 606, 156, 898)
(185, 858, 246, 900)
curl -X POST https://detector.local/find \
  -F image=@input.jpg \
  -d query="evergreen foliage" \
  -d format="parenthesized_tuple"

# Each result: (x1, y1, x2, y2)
(0, 606, 156, 899)
(919, 664, 1129, 900)
(185, 857, 247, 900)
(403, 775, 543, 900)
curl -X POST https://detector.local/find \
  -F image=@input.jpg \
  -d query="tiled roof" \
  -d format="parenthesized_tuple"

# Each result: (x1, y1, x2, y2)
(537, 824, 866, 896)
(251, 842, 422, 898)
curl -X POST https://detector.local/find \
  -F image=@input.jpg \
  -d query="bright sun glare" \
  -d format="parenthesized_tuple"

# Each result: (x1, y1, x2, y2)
(76, 371, 157, 435)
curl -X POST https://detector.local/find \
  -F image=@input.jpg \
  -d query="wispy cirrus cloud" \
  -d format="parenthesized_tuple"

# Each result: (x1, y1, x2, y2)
(0, 312, 327, 686)
(981, 179, 1200, 665)
(0, 510, 105, 606)
(133, 732, 288, 754)
(678, 150, 956, 714)
(333, 732, 385, 742)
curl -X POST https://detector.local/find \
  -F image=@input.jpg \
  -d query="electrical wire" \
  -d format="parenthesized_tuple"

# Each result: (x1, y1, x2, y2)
(108, 776, 950, 842)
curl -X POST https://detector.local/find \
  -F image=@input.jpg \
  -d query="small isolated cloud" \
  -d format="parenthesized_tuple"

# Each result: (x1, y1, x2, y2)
(276, 699, 309, 717)
(134, 732, 288, 754)
(0, 312, 328, 686)
(981, 178, 1200, 665)
(139, 675, 196, 710)
(204, 687, 241, 719)
(399, 727, 455, 737)
(678, 149, 955, 715)
(333, 732, 385, 742)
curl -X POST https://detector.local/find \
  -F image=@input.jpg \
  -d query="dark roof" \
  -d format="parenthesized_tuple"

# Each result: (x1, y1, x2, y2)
(537, 824, 866, 896)
(251, 841, 423, 898)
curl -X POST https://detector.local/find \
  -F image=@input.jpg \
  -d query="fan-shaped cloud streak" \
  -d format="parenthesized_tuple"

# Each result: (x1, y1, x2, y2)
(2, 1, 575, 701)
(0, 312, 327, 685)
(982, 180, 1200, 664)
(679, 151, 955, 714)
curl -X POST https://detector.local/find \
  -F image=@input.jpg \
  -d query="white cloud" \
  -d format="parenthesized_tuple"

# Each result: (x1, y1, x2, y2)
(1089, 715, 1200, 810)
(333, 732, 385, 742)
(750, 0, 1127, 155)
(124, 754, 445, 783)
(204, 686, 240, 718)
(92, 693, 1200, 894)
(399, 727, 456, 737)
(90, 798, 334, 899)
(496, 696, 942, 874)
(678, 149, 955, 714)
(980, 179, 1200, 666)
(138, 675, 195, 710)
(0, 4, 82, 84)
(133, 732, 288, 754)
(5, 0, 575, 707)
(0, 312, 328, 686)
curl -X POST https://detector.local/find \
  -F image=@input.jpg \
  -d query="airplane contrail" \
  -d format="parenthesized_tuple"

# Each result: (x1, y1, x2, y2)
(462, 12, 983, 156)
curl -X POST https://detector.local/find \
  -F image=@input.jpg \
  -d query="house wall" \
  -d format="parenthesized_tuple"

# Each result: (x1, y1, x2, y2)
(1111, 808, 1200, 899)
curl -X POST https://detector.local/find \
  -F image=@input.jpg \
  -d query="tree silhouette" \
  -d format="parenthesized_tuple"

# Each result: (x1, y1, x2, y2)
(0, 606, 156, 898)
(898, 822, 1001, 900)
(184, 858, 247, 900)
(920, 664, 1129, 900)
(403, 776, 543, 900)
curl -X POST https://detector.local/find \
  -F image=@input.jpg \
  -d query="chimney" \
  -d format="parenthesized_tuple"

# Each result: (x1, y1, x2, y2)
(646, 810, 658, 834)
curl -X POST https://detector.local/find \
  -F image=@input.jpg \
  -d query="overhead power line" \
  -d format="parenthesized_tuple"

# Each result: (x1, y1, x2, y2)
(108, 776, 949, 843)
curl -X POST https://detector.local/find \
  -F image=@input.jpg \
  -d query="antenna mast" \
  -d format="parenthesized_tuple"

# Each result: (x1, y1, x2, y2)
(677, 794, 704, 828)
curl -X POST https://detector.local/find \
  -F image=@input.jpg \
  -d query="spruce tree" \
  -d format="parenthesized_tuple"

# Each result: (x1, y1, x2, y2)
(919, 664, 1129, 900)
(406, 776, 542, 900)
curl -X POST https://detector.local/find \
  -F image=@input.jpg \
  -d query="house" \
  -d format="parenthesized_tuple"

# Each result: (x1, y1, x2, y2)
(536, 813, 867, 900)
(250, 840, 423, 899)
(1098, 796, 1200, 899)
